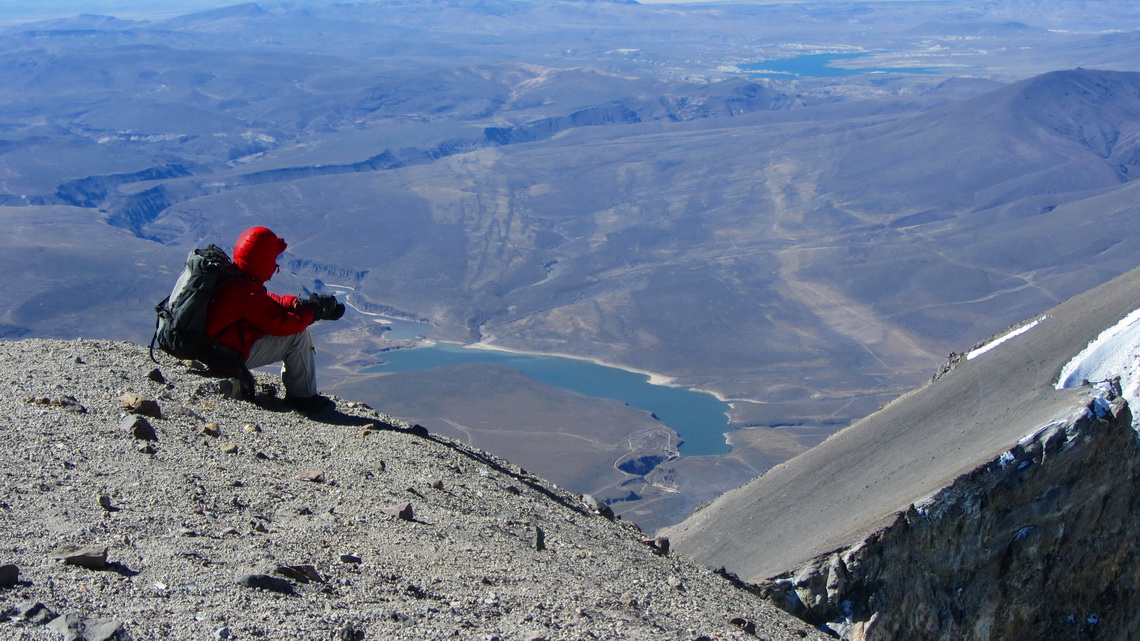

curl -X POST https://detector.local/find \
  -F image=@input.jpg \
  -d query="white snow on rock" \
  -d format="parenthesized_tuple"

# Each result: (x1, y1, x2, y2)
(967, 317, 1044, 360)
(1055, 307, 1140, 427)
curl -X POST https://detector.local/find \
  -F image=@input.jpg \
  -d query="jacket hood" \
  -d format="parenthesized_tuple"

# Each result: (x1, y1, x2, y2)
(233, 226, 287, 283)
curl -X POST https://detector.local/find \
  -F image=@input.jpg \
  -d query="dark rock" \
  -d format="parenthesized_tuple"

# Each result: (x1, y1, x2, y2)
(275, 564, 322, 584)
(52, 545, 108, 571)
(334, 622, 365, 641)
(2, 600, 57, 625)
(0, 563, 18, 587)
(236, 574, 295, 594)
(47, 613, 130, 641)
(728, 617, 756, 635)
(581, 494, 615, 520)
(146, 368, 165, 383)
(120, 415, 157, 441)
(59, 395, 87, 413)
(382, 502, 415, 521)
(535, 525, 546, 552)
(340, 554, 362, 564)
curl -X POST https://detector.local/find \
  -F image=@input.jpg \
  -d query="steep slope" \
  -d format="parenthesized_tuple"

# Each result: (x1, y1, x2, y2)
(0, 339, 826, 641)
(662, 265, 1140, 638)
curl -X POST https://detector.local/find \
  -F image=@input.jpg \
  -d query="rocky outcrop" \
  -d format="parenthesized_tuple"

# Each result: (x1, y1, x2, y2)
(757, 390, 1140, 640)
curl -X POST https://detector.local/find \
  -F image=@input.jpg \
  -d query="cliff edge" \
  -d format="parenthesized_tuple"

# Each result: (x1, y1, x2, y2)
(0, 339, 826, 641)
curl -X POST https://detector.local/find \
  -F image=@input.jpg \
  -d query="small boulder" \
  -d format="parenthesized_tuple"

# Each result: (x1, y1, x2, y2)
(275, 564, 322, 584)
(0, 563, 18, 587)
(120, 393, 162, 418)
(4, 600, 57, 625)
(581, 494, 615, 520)
(236, 573, 294, 595)
(47, 613, 130, 641)
(729, 617, 757, 635)
(382, 502, 415, 521)
(51, 545, 108, 571)
(120, 415, 157, 441)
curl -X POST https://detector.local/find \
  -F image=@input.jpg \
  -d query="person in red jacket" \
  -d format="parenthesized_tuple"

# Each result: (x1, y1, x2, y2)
(205, 226, 344, 413)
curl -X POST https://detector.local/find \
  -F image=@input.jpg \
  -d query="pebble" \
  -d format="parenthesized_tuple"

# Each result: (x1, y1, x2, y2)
(300, 469, 326, 483)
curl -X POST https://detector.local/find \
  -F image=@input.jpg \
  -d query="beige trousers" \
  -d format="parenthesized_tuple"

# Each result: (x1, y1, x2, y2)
(245, 329, 317, 397)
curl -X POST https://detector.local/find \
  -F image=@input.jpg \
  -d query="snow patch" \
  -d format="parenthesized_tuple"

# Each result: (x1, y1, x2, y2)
(967, 317, 1043, 360)
(1055, 307, 1140, 429)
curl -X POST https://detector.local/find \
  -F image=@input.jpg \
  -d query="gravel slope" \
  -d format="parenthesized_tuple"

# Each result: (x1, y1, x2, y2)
(0, 339, 825, 641)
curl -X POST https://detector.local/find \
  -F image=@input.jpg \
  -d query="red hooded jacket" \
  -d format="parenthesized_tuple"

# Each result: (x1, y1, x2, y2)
(205, 226, 314, 363)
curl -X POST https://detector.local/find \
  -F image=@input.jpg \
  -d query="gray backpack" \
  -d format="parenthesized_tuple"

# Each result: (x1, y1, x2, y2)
(150, 244, 247, 373)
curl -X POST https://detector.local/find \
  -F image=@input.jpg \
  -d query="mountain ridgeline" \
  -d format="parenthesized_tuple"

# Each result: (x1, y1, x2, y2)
(663, 266, 1140, 639)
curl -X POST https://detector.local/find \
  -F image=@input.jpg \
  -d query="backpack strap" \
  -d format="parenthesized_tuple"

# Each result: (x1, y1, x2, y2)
(149, 295, 171, 365)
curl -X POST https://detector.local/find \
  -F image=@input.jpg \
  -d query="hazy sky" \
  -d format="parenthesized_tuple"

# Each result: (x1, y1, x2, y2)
(2, 0, 947, 23)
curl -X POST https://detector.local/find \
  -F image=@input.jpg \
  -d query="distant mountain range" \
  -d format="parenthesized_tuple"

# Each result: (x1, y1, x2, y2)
(4, 1, 1140, 530)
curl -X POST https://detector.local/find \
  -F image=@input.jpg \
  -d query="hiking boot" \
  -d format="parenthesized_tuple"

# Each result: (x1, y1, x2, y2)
(284, 393, 335, 413)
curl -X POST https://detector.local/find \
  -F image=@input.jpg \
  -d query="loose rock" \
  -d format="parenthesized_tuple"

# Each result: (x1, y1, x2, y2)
(382, 502, 415, 521)
(275, 564, 322, 584)
(581, 494, 615, 520)
(236, 574, 294, 594)
(0, 563, 18, 587)
(119, 392, 161, 418)
(46, 613, 130, 641)
(120, 415, 157, 441)
(2, 600, 57, 625)
(300, 469, 326, 483)
(52, 545, 108, 571)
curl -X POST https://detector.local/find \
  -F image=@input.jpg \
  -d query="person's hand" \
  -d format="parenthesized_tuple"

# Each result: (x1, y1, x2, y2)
(304, 293, 345, 321)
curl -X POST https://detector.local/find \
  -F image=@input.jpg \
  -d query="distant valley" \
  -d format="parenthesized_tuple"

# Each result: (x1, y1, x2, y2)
(4, 0, 1140, 529)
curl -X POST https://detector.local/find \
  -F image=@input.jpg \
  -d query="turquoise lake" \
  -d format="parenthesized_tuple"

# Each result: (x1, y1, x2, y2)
(363, 329, 733, 456)
(739, 52, 937, 78)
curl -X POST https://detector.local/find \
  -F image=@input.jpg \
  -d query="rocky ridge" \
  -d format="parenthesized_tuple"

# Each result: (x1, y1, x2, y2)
(756, 385, 1140, 640)
(0, 339, 826, 641)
